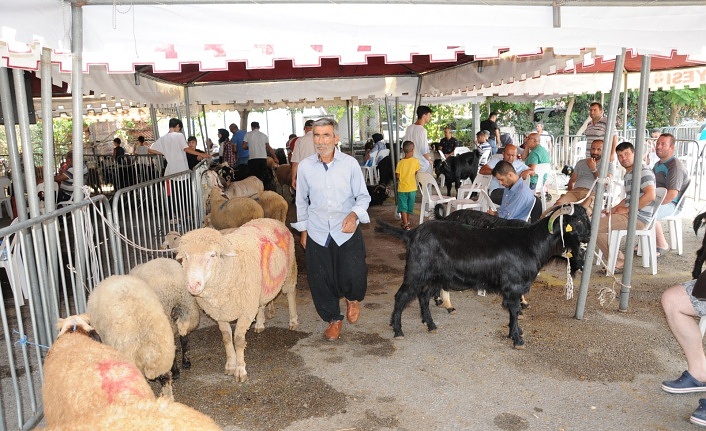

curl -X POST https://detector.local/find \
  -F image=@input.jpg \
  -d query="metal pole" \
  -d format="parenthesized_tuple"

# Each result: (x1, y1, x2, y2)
(622, 72, 629, 140)
(184, 85, 192, 137)
(575, 48, 627, 319)
(472, 103, 481, 138)
(41, 48, 60, 327)
(71, 1, 88, 313)
(618, 54, 651, 311)
(150, 105, 159, 140)
(385, 96, 399, 205)
(0, 68, 26, 220)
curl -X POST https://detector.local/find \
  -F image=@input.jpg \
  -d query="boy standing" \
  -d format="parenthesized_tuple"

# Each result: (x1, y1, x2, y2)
(396, 141, 420, 230)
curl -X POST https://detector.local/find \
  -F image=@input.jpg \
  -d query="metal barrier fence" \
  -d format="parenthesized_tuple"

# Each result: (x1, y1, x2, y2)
(110, 160, 208, 271)
(0, 196, 118, 430)
(0, 159, 207, 430)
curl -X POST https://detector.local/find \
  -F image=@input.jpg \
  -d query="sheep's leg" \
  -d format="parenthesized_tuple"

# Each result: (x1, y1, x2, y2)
(391, 282, 418, 338)
(232, 317, 252, 382)
(419, 287, 437, 333)
(217, 321, 238, 376)
(254, 305, 266, 333)
(283, 284, 299, 331)
(156, 372, 174, 401)
(170, 354, 180, 381)
(265, 301, 276, 319)
(180, 334, 191, 370)
(503, 296, 525, 349)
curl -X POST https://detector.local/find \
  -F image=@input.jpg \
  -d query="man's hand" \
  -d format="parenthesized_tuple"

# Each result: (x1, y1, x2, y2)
(300, 231, 307, 249)
(341, 212, 358, 233)
(585, 157, 597, 171)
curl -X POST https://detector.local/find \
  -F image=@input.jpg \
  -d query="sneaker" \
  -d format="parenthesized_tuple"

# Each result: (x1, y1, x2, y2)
(691, 399, 706, 427)
(662, 371, 706, 394)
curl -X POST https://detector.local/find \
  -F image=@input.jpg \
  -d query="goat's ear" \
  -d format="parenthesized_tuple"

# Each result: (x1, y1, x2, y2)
(174, 251, 184, 262)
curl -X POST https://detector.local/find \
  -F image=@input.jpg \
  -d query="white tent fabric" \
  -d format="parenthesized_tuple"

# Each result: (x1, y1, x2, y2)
(2, 1, 706, 109)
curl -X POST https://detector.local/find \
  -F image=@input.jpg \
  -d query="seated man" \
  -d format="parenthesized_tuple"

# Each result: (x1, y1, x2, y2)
(438, 127, 458, 157)
(55, 150, 88, 203)
(475, 130, 492, 157)
(661, 273, 706, 427)
(596, 142, 656, 273)
(488, 160, 535, 221)
(653, 133, 689, 256)
(521, 132, 551, 190)
(552, 139, 614, 215)
(480, 144, 533, 205)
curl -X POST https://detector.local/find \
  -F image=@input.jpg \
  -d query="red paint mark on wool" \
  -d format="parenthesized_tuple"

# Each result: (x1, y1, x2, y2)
(97, 359, 147, 403)
(259, 227, 291, 296)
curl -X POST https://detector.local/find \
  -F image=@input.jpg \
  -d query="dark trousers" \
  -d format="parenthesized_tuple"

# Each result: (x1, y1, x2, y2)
(247, 158, 269, 185)
(305, 227, 367, 322)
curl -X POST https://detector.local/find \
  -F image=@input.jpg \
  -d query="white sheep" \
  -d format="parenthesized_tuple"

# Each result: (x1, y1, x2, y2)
(253, 190, 288, 223)
(176, 218, 298, 382)
(207, 187, 264, 230)
(129, 258, 201, 379)
(224, 175, 264, 199)
(86, 275, 176, 398)
(41, 315, 221, 431)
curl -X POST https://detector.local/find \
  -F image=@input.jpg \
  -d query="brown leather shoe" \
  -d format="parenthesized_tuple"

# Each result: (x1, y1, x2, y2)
(346, 299, 360, 324)
(324, 320, 342, 341)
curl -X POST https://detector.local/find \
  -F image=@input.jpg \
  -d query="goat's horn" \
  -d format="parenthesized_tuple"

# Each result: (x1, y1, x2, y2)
(547, 204, 575, 232)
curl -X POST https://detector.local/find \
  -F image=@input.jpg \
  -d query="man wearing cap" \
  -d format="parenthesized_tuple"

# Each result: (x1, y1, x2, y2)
(243, 121, 277, 185)
(290, 119, 315, 189)
(403, 105, 434, 174)
(439, 127, 458, 157)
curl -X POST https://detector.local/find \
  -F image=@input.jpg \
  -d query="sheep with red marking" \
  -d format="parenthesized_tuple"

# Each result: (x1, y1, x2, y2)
(377, 204, 590, 348)
(176, 218, 298, 382)
(41, 315, 221, 431)
(86, 275, 176, 397)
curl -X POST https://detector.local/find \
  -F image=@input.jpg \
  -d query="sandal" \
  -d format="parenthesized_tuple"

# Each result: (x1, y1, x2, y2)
(403, 223, 411, 231)
(656, 247, 669, 258)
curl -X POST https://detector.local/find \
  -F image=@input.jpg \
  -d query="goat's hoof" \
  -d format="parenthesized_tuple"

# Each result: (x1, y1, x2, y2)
(447, 308, 457, 315)
(254, 326, 265, 334)
(520, 302, 530, 310)
(517, 314, 525, 320)
(513, 343, 526, 350)
(182, 360, 191, 370)
(393, 334, 405, 340)
(428, 329, 438, 333)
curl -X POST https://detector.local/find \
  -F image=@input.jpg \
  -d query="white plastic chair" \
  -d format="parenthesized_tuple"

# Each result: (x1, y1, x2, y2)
(573, 140, 587, 166)
(478, 149, 491, 168)
(527, 163, 552, 213)
(0, 177, 11, 218)
(604, 187, 667, 276)
(662, 179, 691, 256)
(361, 150, 378, 185)
(451, 174, 493, 212)
(416, 171, 456, 223)
(0, 219, 29, 306)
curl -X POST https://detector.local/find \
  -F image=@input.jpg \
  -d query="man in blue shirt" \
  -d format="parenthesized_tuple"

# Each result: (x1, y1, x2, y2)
(291, 118, 371, 341)
(488, 160, 535, 221)
(229, 123, 248, 166)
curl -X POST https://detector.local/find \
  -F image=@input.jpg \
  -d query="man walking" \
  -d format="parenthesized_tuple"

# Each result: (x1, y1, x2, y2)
(291, 118, 371, 341)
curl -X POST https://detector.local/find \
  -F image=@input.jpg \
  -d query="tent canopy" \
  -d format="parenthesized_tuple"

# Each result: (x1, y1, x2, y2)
(2, 1, 706, 112)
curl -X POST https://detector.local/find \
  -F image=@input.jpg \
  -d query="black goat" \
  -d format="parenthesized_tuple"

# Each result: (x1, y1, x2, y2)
(376, 204, 590, 348)
(692, 211, 706, 279)
(434, 150, 482, 196)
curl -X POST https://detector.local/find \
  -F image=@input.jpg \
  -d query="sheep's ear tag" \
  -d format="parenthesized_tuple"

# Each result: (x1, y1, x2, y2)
(565, 224, 573, 232)
(565, 251, 573, 258)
